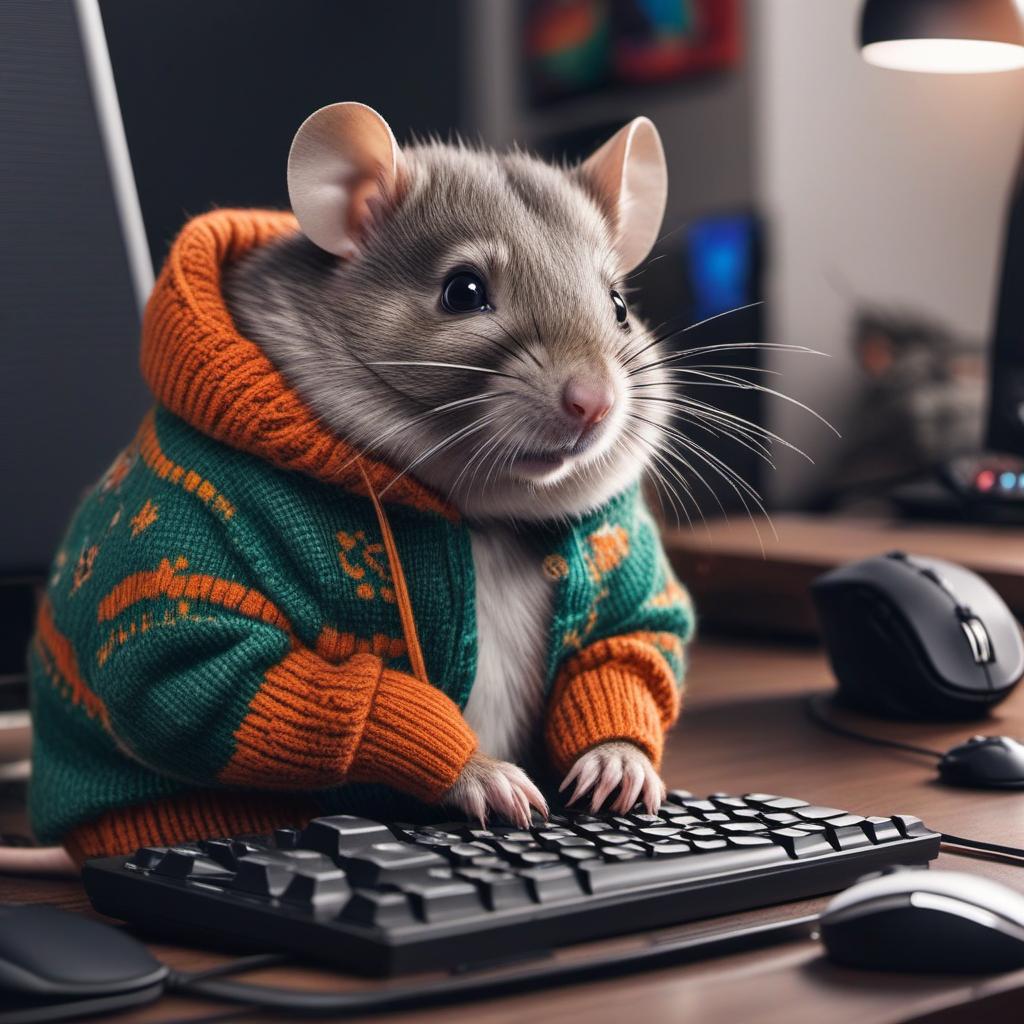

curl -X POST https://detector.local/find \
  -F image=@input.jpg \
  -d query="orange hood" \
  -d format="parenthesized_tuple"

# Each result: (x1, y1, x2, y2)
(140, 208, 454, 520)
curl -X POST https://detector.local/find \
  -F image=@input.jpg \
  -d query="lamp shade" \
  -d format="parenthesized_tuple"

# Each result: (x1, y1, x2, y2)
(860, 0, 1024, 72)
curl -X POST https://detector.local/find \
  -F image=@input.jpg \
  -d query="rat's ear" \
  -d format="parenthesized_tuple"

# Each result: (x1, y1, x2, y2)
(287, 102, 402, 258)
(579, 117, 667, 273)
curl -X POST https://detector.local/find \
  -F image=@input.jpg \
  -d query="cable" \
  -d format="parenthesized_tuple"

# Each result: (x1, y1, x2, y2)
(802, 694, 943, 758)
(803, 695, 1024, 863)
(171, 915, 819, 1017)
(941, 833, 1024, 863)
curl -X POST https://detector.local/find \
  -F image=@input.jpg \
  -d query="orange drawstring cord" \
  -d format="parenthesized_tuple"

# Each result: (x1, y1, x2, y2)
(357, 462, 429, 685)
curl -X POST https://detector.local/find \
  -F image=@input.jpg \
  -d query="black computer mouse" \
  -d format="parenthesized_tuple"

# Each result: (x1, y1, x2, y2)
(0, 904, 167, 997)
(938, 734, 1024, 788)
(820, 868, 1024, 973)
(812, 552, 1024, 719)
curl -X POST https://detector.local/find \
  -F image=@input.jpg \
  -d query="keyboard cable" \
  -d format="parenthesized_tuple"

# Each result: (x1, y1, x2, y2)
(163, 914, 819, 1019)
(802, 694, 1024, 864)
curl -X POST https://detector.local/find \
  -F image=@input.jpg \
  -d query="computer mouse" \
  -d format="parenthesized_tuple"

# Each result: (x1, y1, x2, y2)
(938, 734, 1024, 788)
(811, 552, 1024, 719)
(0, 904, 167, 997)
(820, 869, 1024, 973)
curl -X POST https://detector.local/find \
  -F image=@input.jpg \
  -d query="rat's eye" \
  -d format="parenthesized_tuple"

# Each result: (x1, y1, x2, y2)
(442, 271, 490, 314)
(610, 289, 628, 327)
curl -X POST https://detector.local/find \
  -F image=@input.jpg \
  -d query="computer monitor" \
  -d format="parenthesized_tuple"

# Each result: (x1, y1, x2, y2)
(984, 141, 1024, 456)
(0, 0, 153, 581)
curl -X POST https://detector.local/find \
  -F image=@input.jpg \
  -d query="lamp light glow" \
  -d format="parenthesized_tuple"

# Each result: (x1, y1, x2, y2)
(860, 0, 1024, 74)
(863, 37, 1024, 73)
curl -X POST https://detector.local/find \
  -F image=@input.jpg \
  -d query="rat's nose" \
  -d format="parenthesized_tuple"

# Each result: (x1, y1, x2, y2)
(562, 378, 614, 427)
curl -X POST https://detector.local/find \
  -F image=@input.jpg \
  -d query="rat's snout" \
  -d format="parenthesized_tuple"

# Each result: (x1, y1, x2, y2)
(561, 377, 614, 428)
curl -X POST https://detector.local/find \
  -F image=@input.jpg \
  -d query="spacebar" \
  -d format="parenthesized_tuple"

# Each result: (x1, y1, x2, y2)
(577, 846, 792, 894)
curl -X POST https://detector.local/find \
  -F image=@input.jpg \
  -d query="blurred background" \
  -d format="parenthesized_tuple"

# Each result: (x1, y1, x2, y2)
(3, 0, 1024, 745)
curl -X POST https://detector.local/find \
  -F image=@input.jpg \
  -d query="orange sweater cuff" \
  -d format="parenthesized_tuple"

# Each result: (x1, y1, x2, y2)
(221, 649, 476, 801)
(350, 667, 478, 802)
(545, 636, 682, 774)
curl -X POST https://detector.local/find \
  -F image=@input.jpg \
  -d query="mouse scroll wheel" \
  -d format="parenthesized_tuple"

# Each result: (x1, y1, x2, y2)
(960, 615, 995, 665)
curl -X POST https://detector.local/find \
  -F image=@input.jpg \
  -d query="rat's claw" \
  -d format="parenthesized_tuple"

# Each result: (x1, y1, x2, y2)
(567, 756, 601, 806)
(589, 751, 623, 812)
(612, 758, 645, 814)
(563, 741, 665, 815)
(445, 752, 547, 827)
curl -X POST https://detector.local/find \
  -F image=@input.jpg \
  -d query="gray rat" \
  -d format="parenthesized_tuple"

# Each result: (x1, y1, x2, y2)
(222, 103, 679, 827)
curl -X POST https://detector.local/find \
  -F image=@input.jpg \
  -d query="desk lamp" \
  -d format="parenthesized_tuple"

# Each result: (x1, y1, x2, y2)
(858, 0, 1024, 520)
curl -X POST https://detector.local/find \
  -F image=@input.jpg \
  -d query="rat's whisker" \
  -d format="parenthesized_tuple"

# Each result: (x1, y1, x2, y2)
(381, 413, 499, 495)
(629, 342, 827, 378)
(638, 369, 839, 438)
(634, 399, 778, 469)
(368, 360, 525, 383)
(491, 315, 545, 370)
(338, 393, 503, 474)
(622, 428, 692, 530)
(631, 392, 811, 463)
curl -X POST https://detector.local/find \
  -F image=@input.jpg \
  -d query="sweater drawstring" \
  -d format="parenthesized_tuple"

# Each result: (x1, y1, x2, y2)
(357, 461, 429, 686)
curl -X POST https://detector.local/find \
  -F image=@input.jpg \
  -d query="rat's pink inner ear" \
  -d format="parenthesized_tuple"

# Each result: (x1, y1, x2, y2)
(287, 102, 402, 258)
(579, 116, 668, 274)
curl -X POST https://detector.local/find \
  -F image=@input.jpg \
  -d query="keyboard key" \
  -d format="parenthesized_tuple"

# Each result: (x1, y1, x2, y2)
(769, 828, 833, 858)
(792, 806, 847, 821)
(665, 789, 694, 804)
(759, 797, 808, 810)
(446, 843, 496, 866)
(301, 816, 393, 859)
(720, 822, 768, 834)
(233, 850, 331, 896)
(596, 833, 636, 847)
(558, 846, 601, 863)
(628, 814, 663, 827)
(665, 815, 701, 827)
(518, 863, 581, 902)
(862, 816, 902, 843)
(761, 812, 800, 826)
(456, 868, 532, 910)
(341, 889, 417, 928)
(339, 842, 448, 885)
(154, 846, 225, 880)
(200, 838, 261, 870)
(725, 835, 774, 848)
(743, 793, 779, 804)
(579, 843, 790, 893)
(281, 863, 351, 908)
(892, 814, 932, 838)
(635, 826, 683, 841)
(693, 839, 728, 852)
(273, 828, 301, 850)
(130, 846, 168, 870)
(680, 826, 718, 838)
(400, 877, 482, 923)
(571, 821, 613, 835)
(677, 799, 716, 812)
(511, 850, 560, 867)
(711, 797, 748, 810)
(701, 812, 730, 823)
(646, 842, 692, 858)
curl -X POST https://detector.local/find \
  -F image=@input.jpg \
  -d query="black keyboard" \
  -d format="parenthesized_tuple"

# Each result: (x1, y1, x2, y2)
(83, 791, 940, 976)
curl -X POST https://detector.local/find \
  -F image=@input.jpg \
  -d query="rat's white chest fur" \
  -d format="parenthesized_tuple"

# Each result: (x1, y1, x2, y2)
(462, 526, 553, 762)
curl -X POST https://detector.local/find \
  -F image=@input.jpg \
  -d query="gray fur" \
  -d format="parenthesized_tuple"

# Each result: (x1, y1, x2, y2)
(223, 141, 670, 523)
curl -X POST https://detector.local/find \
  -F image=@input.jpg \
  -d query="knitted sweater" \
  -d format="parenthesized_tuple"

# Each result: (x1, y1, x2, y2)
(29, 210, 694, 861)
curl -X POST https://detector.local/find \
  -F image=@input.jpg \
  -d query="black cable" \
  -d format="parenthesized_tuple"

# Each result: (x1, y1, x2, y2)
(171, 915, 819, 1018)
(802, 694, 944, 758)
(941, 833, 1024, 862)
(172, 951, 292, 984)
(803, 695, 1024, 863)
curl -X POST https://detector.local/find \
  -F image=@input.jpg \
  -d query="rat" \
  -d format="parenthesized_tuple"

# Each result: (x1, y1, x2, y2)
(222, 103, 680, 827)
(5, 102, 692, 875)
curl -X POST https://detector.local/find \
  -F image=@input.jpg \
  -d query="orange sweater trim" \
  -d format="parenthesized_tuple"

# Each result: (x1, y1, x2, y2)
(63, 791, 317, 865)
(545, 633, 683, 774)
(140, 209, 457, 521)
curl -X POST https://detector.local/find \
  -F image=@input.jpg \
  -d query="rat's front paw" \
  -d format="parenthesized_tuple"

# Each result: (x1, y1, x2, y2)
(559, 741, 665, 815)
(444, 752, 548, 828)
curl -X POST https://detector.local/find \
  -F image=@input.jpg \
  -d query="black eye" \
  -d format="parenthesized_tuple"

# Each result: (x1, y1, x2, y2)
(442, 271, 490, 314)
(611, 289, 628, 326)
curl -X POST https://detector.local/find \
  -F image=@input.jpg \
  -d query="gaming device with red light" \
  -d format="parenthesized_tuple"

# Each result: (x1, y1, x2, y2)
(860, 0, 1024, 521)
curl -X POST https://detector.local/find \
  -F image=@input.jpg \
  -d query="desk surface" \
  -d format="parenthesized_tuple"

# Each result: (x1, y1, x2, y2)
(3, 639, 1024, 1023)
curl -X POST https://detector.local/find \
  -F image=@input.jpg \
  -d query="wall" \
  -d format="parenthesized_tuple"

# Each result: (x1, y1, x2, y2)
(753, 0, 1024, 503)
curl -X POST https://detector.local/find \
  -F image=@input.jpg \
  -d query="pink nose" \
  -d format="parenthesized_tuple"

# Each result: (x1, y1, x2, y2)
(562, 378, 614, 426)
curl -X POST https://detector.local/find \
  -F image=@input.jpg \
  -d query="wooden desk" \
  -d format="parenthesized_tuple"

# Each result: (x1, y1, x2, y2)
(666, 514, 1024, 637)
(3, 639, 1023, 1023)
